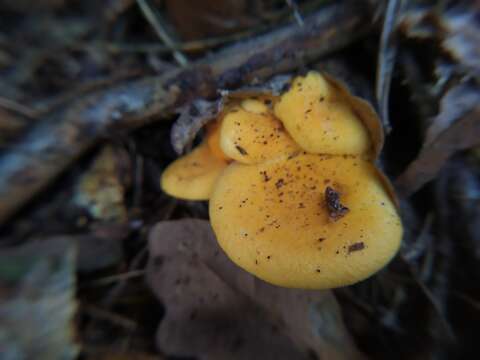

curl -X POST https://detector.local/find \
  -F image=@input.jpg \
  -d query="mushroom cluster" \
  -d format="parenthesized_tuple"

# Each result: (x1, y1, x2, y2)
(161, 71, 402, 289)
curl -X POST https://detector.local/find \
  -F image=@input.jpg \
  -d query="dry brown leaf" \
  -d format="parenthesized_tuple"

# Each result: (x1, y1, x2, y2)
(394, 2, 480, 196)
(396, 84, 480, 196)
(423, 83, 480, 146)
(400, 2, 480, 78)
(147, 219, 364, 360)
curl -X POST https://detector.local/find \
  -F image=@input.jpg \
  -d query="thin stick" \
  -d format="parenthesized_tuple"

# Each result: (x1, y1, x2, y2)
(136, 0, 189, 67)
(375, 0, 402, 134)
(0, 96, 37, 119)
(286, 0, 304, 26)
(81, 303, 138, 330)
(105, 30, 259, 54)
(81, 269, 146, 288)
(453, 291, 480, 311)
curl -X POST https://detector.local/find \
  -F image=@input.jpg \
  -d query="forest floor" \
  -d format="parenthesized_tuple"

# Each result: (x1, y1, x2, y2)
(0, 1, 479, 359)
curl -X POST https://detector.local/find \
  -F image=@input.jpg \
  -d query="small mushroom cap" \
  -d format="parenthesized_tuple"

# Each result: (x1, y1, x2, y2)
(161, 142, 228, 200)
(240, 98, 270, 114)
(209, 153, 402, 289)
(274, 72, 371, 156)
(324, 74, 384, 159)
(220, 100, 300, 164)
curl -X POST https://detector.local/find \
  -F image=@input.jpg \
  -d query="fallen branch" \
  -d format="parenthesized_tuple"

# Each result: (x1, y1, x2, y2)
(0, 0, 377, 225)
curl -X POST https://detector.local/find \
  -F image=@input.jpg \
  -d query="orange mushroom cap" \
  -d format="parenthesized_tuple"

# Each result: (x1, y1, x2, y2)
(274, 72, 372, 157)
(219, 99, 300, 164)
(209, 153, 402, 289)
(161, 141, 228, 200)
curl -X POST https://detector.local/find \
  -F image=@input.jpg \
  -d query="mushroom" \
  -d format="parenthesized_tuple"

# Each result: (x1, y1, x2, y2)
(274, 71, 372, 157)
(209, 153, 402, 289)
(219, 99, 300, 164)
(161, 123, 230, 200)
(161, 70, 403, 289)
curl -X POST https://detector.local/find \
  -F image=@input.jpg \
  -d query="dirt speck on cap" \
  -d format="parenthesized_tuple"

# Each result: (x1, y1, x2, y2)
(325, 186, 349, 221)
(348, 242, 365, 253)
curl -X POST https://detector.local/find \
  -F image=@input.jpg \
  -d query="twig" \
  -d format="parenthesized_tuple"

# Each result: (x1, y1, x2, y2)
(119, 0, 319, 55)
(136, 0, 189, 67)
(286, 0, 304, 26)
(81, 303, 138, 330)
(375, 0, 402, 134)
(0, 96, 37, 119)
(80, 269, 146, 288)
(99, 250, 147, 308)
(453, 291, 480, 311)
(105, 30, 260, 54)
(31, 70, 144, 116)
(0, 0, 377, 226)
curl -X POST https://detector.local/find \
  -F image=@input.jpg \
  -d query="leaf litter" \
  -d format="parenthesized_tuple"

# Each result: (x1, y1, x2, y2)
(147, 219, 364, 360)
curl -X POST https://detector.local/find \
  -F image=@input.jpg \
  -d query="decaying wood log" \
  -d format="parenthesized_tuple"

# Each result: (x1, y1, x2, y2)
(0, 0, 378, 225)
